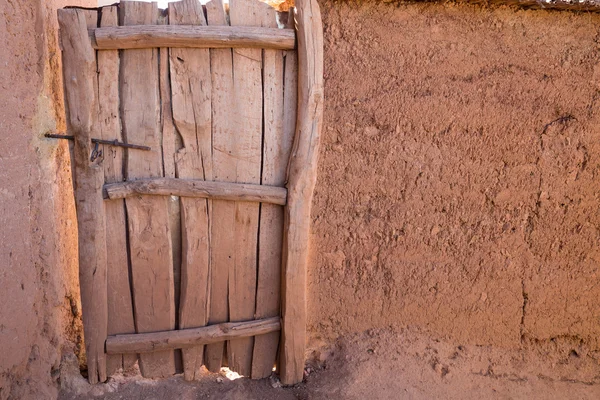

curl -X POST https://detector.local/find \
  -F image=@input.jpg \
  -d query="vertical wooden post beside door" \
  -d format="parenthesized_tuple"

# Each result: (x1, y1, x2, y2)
(58, 9, 109, 384)
(280, 0, 325, 386)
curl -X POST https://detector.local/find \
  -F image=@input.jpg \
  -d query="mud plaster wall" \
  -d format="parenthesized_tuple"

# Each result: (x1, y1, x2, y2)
(2, 0, 600, 397)
(309, 1, 600, 353)
(0, 0, 93, 399)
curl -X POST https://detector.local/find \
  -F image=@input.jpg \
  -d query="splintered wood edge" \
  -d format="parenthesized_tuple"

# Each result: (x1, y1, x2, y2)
(106, 317, 281, 354)
(91, 25, 296, 50)
(104, 178, 288, 205)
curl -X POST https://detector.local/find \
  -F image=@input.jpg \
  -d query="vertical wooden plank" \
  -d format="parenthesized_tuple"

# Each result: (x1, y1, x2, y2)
(280, 0, 324, 385)
(251, 6, 287, 379)
(82, 11, 97, 28)
(205, 0, 232, 373)
(158, 9, 177, 181)
(227, 0, 264, 377)
(58, 8, 108, 384)
(98, 6, 137, 377)
(281, 11, 298, 156)
(157, 7, 184, 375)
(278, 15, 298, 375)
(120, 0, 176, 379)
(275, 12, 298, 376)
(168, 0, 212, 382)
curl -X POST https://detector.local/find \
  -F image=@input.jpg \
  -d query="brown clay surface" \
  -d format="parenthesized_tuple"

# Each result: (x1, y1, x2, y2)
(309, 0, 600, 353)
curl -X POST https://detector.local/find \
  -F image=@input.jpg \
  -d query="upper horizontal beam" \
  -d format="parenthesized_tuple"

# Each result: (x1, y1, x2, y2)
(104, 178, 288, 205)
(91, 25, 296, 50)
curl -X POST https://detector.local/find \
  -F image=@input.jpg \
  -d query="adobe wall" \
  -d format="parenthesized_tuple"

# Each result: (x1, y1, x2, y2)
(308, 0, 600, 353)
(0, 1, 93, 399)
(3, 0, 600, 398)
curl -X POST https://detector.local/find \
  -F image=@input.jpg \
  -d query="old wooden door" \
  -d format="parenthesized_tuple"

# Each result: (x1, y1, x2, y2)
(57, 0, 322, 386)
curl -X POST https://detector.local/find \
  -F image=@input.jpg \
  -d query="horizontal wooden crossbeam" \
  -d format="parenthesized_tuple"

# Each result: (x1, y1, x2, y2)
(90, 25, 296, 50)
(106, 317, 281, 354)
(103, 178, 287, 205)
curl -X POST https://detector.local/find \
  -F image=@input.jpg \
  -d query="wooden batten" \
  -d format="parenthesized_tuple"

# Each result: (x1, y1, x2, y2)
(91, 25, 296, 50)
(106, 317, 281, 355)
(103, 178, 287, 205)
(280, 0, 325, 386)
(57, 8, 108, 384)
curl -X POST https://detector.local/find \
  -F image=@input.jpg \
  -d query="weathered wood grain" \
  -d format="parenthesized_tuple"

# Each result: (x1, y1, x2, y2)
(275, 15, 298, 375)
(104, 178, 287, 204)
(92, 25, 295, 50)
(158, 14, 177, 179)
(280, 0, 324, 385)
(107, 317, 281, 355)
(97, 5, 137, 377)
(120, 0, 176, 379)
(205, 0, 233, 373)
(251, 5, 288, 380)
(81, 9, 97, 27)
(273, 13, 298, 376)
(157, 8, 184, 375)
(169, 0, 213, 381)
(227, 0, 266, 377)
(58, 8, 108, 384)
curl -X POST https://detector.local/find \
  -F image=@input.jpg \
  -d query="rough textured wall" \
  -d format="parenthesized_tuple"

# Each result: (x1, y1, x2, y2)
(309, 1, 600, 352)
(0, 1, 92, 399)
(3, 1, 600, 397)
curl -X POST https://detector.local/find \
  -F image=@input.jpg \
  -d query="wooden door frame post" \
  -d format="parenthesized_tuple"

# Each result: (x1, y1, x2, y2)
(280, 0, 324, 386)
(57, 9, 109, 384)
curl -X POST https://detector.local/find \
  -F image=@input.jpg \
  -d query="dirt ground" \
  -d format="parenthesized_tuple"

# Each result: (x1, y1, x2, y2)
(59, 326, 600, 400)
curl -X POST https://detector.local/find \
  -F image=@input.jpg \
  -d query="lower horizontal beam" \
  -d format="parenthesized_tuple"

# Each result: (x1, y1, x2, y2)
(106, 317, 281, 354)
(103, 178, 287, 205)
